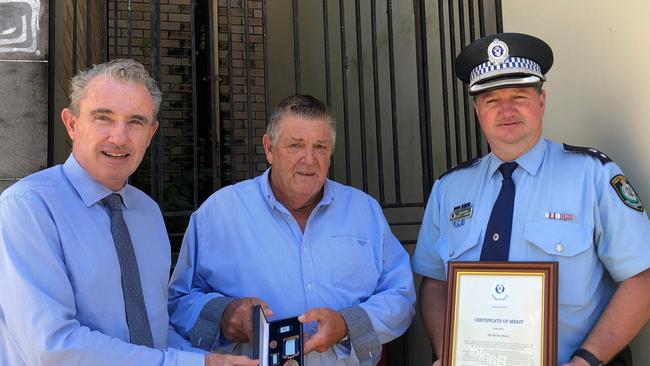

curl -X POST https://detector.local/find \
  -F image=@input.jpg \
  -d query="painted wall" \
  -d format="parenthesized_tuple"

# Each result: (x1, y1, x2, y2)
(502, 0, 650, 364)
(0, 0, 48, 193)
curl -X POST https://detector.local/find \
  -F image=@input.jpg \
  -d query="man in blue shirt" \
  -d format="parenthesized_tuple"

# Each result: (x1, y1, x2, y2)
(168, 95, 416, 365)
(0, 59, 256, 366)
(413, 33, 650, 366)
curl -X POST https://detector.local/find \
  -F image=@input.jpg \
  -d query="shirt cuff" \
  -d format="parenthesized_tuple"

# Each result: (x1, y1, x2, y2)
(189, 296, 235, 351)
(176, 349, 206, 366)
(332, 339, 352, 359)
(339, 306, 381, 365)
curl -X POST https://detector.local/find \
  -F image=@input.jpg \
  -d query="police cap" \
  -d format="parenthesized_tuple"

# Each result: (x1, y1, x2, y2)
(455, 32, 553, 95)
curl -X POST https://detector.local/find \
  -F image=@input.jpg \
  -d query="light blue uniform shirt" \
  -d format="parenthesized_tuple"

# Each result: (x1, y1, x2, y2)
(0, 155, 204, 366)
(412, 138, 650, 363)
(169, 168, 416, 365)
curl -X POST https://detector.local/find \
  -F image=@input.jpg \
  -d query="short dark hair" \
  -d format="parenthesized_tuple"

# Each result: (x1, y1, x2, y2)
(266, 95, 336, 150)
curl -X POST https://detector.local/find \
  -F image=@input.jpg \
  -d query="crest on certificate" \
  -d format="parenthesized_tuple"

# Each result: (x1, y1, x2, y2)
(491, 281, 508, 300)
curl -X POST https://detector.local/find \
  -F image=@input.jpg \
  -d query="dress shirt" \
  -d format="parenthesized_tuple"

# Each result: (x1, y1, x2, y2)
(412, 138, 650, 363)
(169, 168, 416, 366)
(0, 155, 204, 366)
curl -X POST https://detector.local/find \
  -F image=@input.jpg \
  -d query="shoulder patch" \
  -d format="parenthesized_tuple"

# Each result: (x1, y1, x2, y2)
(563, 143, 612, 164)
(438, 157, 480, 180)
(610, 174, 644, 212)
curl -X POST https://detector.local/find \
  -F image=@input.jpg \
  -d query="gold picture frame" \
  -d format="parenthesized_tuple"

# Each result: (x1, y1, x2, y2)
(442, 261, 558, 366)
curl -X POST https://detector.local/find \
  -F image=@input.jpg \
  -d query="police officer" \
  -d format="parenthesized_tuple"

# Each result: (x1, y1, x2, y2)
(412, 33, 650, 365)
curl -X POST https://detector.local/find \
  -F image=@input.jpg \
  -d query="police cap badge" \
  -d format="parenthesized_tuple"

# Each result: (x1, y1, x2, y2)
(455, 32, 553, 95)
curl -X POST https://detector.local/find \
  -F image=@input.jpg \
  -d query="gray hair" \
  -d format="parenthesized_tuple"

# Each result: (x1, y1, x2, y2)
(267, 94, 336, 151)
(68, 58, 162, 117)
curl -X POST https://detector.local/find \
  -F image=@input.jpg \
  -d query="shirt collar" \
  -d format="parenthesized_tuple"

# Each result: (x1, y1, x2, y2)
(516, 138, 547, 176)
(259, 167, 334, 211)
(486, 138, 547, 178)
(62, 154, 130, 208)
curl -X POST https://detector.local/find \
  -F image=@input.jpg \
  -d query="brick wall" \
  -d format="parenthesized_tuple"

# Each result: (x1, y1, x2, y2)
(216, 0, 267, 183)
(108, 0, 195, 211)
(107, 0, 268, 204)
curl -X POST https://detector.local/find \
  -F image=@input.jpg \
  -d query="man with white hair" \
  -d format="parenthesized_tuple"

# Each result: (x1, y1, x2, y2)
(169, 94, 416, 366)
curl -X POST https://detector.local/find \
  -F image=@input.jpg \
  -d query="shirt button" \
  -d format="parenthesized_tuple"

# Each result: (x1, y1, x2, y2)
(555, 243, 564, 253)
(307, 284, 313, 290)
(303, 247, 308, 252)
(449, 250, 454, 257)
(492, 233, 499, 242)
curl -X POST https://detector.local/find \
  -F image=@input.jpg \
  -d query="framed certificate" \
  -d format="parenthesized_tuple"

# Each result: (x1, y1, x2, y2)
(441, 262, 558, 366)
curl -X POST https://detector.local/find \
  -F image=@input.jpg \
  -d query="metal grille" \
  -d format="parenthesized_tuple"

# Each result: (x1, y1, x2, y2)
(48, 1, 502, 364)
(51, 0, 218, 251)
(105, 0, 217, 250)
(263, 0, 502, 246)
(49, 0, 502, 252)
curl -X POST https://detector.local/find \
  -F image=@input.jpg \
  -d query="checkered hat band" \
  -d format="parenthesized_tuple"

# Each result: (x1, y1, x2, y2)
(469, 57, 542, 84)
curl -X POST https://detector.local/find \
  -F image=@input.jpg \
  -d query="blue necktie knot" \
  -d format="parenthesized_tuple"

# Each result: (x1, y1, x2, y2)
(102, 193, 123, 212)
(499, 161, 518, 180)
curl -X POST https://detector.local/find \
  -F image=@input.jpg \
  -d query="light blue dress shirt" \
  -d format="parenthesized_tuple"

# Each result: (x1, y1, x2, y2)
(0, 155, 204, 366)
(169, 168, 416, 366)
(412, 138, 650, 363)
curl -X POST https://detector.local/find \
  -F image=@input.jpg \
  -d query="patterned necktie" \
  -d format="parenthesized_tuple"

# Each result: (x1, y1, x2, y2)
(102, 193, 154, 347)
(480, 162, 519, 261)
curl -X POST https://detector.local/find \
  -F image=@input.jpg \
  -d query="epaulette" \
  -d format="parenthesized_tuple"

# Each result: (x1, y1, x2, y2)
(563, 143, 612, 164)
(437, 157, 480, 180)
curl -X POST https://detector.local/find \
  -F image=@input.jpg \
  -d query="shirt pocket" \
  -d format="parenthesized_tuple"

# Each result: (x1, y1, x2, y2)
(434, 228, 482, 276)
(327, 235, 380, 294)
(524, 221, 594, 306)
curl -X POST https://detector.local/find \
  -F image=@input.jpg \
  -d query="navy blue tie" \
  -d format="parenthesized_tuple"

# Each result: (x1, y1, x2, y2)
(102, 194, 154, 347)
(480, 162, 518, 261)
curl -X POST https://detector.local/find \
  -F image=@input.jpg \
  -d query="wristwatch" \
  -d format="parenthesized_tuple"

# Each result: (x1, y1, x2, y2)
(337, 333, 350, 344)
(572, 348, 604, 366)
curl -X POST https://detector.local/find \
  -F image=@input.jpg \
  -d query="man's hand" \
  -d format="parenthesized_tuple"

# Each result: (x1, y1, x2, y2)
(432, 359, 441, 366)
(204, 353, 258, 366)
(221, 297, 272, 343)
(298, 307, 348, 354)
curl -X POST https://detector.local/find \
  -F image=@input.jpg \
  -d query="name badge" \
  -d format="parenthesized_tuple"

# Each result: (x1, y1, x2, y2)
(450, 203, 472, 227)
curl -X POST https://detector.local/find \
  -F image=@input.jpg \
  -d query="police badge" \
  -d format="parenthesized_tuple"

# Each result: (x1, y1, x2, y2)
(610, 174, 644, 212)
(487, 38, 509, 65)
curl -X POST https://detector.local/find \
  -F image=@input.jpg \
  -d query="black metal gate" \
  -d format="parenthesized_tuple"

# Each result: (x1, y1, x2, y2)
(49, 0, 502, 364)
(262, 0, 501, 249)
(48, 0, 218, 249)
(50, 0, 502, 251)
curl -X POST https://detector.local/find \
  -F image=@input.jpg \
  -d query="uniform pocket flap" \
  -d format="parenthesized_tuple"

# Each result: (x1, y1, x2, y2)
(524, 221, 592, 257)
(435, 227, 482, 260)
